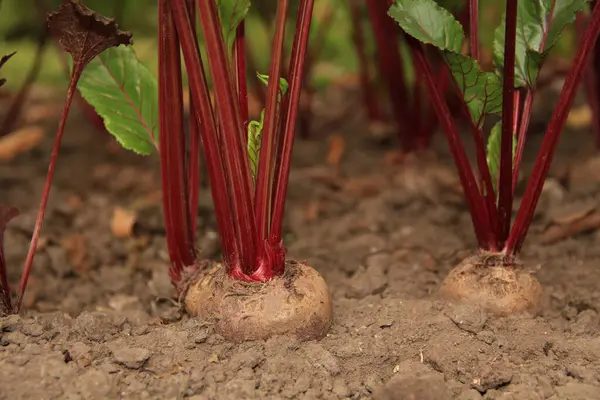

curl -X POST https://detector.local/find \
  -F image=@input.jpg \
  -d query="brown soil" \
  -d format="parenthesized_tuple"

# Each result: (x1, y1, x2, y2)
(2, 87, 600, 400)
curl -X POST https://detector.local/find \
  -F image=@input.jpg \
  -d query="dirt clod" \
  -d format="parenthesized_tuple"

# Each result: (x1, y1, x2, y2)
(471, 363, 513, 393)
(110, 345, 151, 369)
(374, 372, 452, 400)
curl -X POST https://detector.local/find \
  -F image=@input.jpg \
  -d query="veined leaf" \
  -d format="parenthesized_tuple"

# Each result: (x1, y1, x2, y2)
(389, 0, 502, 125)
(486, 121, 517, 194)
(248, 110, 264, 180)
(217, 0, 251, 54)
(493, 0, 589, 88)
(78, 46, 159, 155)
(444, 52, 503, 125)
(388, 0, 464, 53)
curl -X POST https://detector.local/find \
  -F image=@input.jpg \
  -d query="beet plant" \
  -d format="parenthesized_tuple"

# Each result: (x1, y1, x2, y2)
(0, 0, 132, 316)
(388, 0, 598, 314)
(77, 0, 332, 342)
(351, 0, 466, 153)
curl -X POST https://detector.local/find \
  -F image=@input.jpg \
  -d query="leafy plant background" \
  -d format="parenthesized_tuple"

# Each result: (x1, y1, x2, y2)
(0, 0, 579, 92)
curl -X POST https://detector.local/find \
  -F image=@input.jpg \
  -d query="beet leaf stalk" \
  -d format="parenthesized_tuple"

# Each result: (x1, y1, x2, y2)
(0, 0, 132, 315)
(366, 0, 410, 148)
(349, 0, 383, 123)
(167, 0, 331, 341)
(388, 0, 594, 314)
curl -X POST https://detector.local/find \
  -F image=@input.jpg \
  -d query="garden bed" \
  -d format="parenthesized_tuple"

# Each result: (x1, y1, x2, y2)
(1, 87, 600, 400)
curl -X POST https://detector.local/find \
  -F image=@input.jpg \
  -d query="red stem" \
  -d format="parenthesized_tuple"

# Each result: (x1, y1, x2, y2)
(349, 0, 381, 121)
(407, 37, 492, 248)
(366, 0, 409, 148)
(417, 60, 448, 149)
(195, 0, 257, 271)
(469, 0, 479, 61)
(506, 0, 600, 254)
(298, 5, 334, 138)
(14, 68, 81, 312)
(185, 0, 200, 246)
(497, 0, 518, 246)
(577, 11, 600, 149)
(447, 73, 500, 249)
(0, 34, 47, 137)
(158, 0, 195, 285)
(410, 52, 423, 150)
(171, 0, 241, 272)
(512, 90, 533, 194)
(233, 21, 249, 130)
(512, 1, 555, 195)
(254, 0, 289, 252)
(270, 0, 315, 246)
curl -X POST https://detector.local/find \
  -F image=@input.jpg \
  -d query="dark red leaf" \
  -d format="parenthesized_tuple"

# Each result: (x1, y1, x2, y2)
(47, 0, 132, 70)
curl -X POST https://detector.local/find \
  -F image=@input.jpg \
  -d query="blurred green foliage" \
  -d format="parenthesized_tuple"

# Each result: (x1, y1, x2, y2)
(0, 0, 581, 92)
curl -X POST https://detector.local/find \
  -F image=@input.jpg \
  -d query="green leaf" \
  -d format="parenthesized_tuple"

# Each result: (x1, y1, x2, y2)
(246, 73, 289, 179)
(217, 0, 251, 54)
(388, 0, 502, 125)
(486, 121, 517, 194)
(444, 52, 503, 125)
(257, 72, 289, 96)
(388, 0, 464, 53)
(77, 46, 159, 155)
(247, 110, 264, 180)
(493, 0, 589, 88)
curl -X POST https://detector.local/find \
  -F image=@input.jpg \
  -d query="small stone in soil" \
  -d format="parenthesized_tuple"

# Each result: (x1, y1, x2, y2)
(111, 346, 151, 369)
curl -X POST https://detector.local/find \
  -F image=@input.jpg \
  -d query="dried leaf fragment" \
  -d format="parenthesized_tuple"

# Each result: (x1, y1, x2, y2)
(0, 126, 45, 161)
(541, 212, 600, 244)
(326, 134, 345, 167)
(47, 0, 132, 69)
(567, 104, 592, 129)
(111, 207, 137, 238)
(60, 234, 88, 273)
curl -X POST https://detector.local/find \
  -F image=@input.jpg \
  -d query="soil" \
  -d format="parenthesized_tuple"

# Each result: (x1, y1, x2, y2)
(2, 84, 600, 400)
